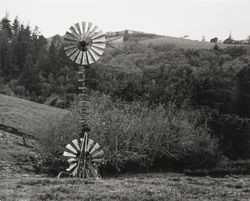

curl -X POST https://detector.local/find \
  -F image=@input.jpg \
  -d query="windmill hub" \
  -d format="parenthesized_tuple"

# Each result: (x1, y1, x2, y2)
(82, 151, 90, 159)
(77, 39, 92, 51)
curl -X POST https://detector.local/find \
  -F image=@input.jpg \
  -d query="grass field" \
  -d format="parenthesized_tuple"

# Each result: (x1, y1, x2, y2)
(0, 94, 71, 137)
(140, 36, 250, 49)
(0, 173, 250, 201)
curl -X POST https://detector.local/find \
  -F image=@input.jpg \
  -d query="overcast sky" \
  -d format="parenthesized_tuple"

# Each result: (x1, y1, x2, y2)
(1, 0, 250, 41)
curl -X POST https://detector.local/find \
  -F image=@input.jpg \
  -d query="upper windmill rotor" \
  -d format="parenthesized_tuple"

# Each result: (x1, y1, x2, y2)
(63, 22, 106, 65)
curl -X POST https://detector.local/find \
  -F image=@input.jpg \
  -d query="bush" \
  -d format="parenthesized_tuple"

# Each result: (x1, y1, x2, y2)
(209, 113, 250, 159)
(35, 112, 80, 175)
(35, 92, 219, 175)
(88, 92, 219, 173)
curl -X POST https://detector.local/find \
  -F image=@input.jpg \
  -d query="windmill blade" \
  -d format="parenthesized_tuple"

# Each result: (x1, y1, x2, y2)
(75, 22, 82, 36)
(87, 162, 99, 177)
(64, 31, 78, 39)
(66, 163, 77, 171)
(92, 31, 104, 40)
(70, 49, 80, 62)
(89, 48, 100, 62)
(64, 44, 77, 51)
(75, 51, 84, 65)
(91, 46, 104, 57)
(63, 36, 77, 43)
(92, 43, 106, 50)
(85, 22, 93, 38)
(81, 51, 88, 65)
(86, 139, 94, 152)
(92, 35, 105, 43)
(68, 158, 77, 163)
(89, 143, 101, 155)
(63, 151, 76, 158)
(65, 47, 78, 57)
(70, 26, 80, 38)
(72, 139, 80, 151)
(63, 40, 76, 47)
(66, 144, 78, 154)
(86, 51, 95, 64)
(88, 25, 99, 38)
(91, 150, 104, 159)
(82, 21, 86, 35)
(72, 166, 78, 176)
(87, 49, 97, 63)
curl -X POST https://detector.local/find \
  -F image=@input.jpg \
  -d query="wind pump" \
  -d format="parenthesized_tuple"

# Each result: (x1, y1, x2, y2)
(61, 22, 107, 178)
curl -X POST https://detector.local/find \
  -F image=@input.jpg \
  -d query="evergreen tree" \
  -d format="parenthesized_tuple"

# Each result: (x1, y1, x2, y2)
(48, 42, 60, 75)
(19, 54, 39, 92)
(1, 13, 12, 38)
(12, 16, 20, 35)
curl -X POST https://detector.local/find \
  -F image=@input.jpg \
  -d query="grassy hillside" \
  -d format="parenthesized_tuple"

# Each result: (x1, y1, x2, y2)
(0, 129, 38, 178)
(1, 173, 250, 201)
(0, 94, 71, 137)
(0, 95, 73, 178)
(49, 31, 250, 51)
(140, 35, 250, 49)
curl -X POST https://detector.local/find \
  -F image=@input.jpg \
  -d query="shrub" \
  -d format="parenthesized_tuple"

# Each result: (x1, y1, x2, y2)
(35, 112, 79, 175)
(209, 113, 250, 159)
(88, 92, 219, 172)
(35, 92, 219, 174)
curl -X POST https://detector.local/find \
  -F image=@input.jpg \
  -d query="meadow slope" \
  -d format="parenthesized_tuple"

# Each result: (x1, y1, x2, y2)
(0, 173, 250, 201)
(140, 36, 250, 49)
(0, 94, 71, 137)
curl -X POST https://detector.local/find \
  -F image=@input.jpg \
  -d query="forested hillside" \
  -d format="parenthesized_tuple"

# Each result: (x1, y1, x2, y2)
(1, 15, 250, 173)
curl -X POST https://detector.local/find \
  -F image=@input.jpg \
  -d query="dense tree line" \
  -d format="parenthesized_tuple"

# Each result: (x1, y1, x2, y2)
(1, 15, 250, 170)
(0, 15, 77, 106)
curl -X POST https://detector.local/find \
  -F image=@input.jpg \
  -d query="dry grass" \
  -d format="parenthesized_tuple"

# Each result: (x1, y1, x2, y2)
(0, 173, 250, 201)
(0, 94, 71, 137)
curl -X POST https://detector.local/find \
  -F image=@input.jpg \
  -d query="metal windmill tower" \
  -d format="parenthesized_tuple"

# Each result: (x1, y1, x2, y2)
(61, 22, 107, 178)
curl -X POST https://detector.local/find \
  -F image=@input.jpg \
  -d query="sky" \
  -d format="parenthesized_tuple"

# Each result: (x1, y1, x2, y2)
(0, 0, 250, 41)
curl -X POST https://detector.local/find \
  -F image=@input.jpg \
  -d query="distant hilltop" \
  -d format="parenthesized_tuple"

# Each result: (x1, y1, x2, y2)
(47, 30, 250, 50)
(46, 30, 160, 49)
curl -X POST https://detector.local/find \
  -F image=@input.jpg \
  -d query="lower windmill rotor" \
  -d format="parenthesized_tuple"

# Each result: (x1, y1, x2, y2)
(63, 132, 104, 178)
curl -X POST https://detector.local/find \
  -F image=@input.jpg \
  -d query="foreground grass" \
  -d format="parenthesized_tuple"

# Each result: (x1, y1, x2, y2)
(0, 173, 249, 201)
